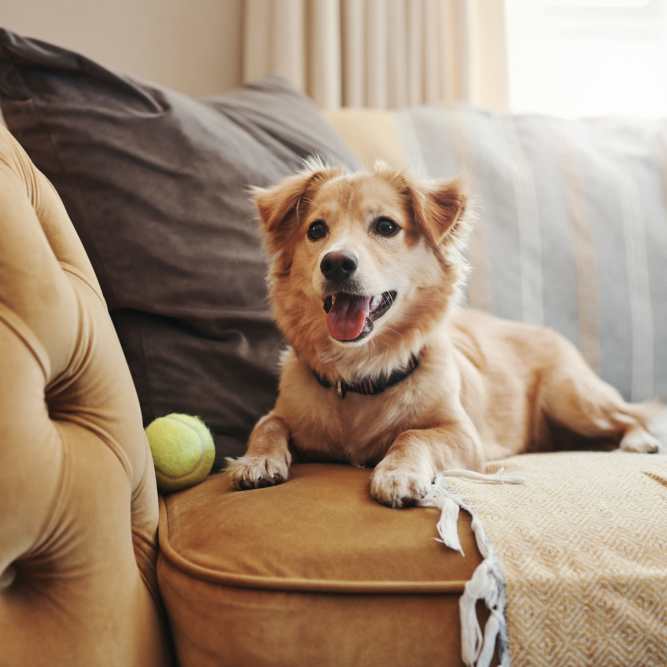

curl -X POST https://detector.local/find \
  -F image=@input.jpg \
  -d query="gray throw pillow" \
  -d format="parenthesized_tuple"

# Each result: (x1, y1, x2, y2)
(0, 28, 358, 465)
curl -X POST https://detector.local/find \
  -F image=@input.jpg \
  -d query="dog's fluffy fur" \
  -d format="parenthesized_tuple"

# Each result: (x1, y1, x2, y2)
(227, 162, 665, 507)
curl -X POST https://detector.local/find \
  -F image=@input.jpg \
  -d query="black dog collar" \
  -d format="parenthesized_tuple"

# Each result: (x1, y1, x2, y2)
(312, 354, 420, 399)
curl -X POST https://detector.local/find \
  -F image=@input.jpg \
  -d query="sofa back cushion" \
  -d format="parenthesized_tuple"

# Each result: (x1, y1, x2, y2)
(328, 108, 667, 403)
(0, 29, 358, 464)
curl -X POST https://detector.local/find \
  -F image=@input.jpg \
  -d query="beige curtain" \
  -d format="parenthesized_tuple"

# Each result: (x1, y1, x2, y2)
(242, 0, 508, 110)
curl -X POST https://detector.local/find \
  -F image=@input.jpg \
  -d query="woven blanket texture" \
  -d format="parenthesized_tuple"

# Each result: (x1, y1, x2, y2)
(446, 452, 667, 667)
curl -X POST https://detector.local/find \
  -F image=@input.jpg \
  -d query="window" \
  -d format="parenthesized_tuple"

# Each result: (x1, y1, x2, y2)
(505, 0, 667, 116)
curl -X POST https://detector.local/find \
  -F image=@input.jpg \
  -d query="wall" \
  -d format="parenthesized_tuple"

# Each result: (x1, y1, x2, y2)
(2, 0, 243, 96)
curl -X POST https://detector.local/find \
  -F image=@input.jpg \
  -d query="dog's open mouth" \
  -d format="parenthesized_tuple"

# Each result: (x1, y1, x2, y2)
(323, 290, 397, 342)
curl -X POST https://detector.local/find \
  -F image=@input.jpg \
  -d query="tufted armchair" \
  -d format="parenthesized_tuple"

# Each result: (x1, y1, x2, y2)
(0, 126, 172, 665)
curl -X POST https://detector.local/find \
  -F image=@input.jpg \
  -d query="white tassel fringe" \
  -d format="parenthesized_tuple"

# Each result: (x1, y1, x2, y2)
(420, 469, 524, 667)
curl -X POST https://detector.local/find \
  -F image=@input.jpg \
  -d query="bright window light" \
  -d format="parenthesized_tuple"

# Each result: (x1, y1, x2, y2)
(505, 0, 667, 116)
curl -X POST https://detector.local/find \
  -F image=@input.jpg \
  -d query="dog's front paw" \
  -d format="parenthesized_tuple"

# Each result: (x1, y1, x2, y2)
(370, 464, 432, 509)
(226, 454, 291, 490)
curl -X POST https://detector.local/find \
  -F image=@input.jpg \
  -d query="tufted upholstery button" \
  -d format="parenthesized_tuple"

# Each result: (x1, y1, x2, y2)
(0, 126, 172, 666)
(0, 566, 16, 591)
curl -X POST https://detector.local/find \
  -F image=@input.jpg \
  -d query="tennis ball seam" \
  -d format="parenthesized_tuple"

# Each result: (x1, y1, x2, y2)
(168, 414, 207, 441)
(167, 415, 214, 480)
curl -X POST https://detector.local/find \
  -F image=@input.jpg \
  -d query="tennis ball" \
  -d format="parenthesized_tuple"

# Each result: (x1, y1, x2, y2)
(146, 413, 215, 493)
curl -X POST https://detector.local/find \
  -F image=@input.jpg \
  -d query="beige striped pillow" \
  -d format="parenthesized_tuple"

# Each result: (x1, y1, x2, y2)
(329, 108, 667, 403)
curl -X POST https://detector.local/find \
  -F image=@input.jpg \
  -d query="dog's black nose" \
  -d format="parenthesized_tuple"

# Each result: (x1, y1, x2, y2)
(320, 251, 358, 282)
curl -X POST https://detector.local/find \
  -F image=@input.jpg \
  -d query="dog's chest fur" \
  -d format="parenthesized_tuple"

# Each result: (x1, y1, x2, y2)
(272, 313, 547, 466)
(275, 351, 444, 466)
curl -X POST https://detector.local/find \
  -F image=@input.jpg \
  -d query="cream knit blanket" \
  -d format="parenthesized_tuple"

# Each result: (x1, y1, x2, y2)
(427, 452, 667, 667)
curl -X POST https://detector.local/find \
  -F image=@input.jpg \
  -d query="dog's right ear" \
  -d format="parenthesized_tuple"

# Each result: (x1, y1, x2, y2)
(251, 163, 341, 253)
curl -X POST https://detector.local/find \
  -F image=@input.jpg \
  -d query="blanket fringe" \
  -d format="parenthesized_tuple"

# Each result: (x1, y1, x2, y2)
(421, 471, 522, 667)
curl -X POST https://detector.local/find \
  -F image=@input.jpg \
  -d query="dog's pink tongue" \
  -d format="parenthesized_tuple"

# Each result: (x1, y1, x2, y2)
(326, 294, 371, 341)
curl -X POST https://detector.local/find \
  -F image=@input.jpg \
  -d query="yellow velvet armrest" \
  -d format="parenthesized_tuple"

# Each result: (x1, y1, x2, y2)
(0, 126, 172, 667)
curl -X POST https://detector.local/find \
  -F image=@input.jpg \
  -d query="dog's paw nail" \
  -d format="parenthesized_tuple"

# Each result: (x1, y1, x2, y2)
(229, 456, 289, 490)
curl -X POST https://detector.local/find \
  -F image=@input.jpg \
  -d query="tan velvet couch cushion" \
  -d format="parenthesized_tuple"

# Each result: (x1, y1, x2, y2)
(158, 464, 481, 667)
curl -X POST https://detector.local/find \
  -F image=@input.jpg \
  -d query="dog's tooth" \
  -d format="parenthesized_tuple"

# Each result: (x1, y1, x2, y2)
(371, 295, 381, 310)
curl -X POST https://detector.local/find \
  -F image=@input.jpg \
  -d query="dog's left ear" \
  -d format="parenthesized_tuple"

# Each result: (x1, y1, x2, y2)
(375, 166, 468, 248)
(410, 178, 468, 247)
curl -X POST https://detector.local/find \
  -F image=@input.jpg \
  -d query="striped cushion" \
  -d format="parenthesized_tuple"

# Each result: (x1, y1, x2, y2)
(327, 108, 667, 402)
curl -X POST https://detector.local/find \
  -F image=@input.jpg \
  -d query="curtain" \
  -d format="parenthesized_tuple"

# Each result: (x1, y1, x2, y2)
(241, 0, 508, 110)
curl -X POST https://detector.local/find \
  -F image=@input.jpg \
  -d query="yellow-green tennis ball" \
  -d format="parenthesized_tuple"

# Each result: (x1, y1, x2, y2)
(146, 414, 215, 493)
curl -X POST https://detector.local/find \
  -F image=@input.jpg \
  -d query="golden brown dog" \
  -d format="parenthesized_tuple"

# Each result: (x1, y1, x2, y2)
(227, 161, 665, 508)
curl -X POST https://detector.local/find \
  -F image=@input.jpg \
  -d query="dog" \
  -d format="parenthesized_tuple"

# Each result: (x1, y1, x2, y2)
(227, 160, 665, 508)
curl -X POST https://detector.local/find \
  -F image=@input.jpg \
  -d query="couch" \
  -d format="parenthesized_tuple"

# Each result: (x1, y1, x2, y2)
(0, 117, 484, 667)
(0, 28, 667, 667)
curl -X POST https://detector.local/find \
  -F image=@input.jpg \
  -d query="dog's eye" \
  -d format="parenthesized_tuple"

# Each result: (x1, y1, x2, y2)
(307, 219, 328, 241)
(373, 217, 400, 238)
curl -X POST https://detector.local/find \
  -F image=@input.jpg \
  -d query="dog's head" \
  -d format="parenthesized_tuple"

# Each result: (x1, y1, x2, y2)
(253, 160, 470, 379)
